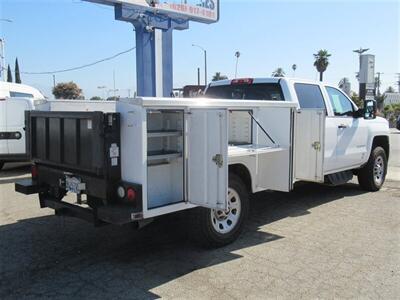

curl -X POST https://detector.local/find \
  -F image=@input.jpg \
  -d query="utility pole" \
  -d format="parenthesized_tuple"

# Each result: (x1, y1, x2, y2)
(52, 75, 56, 88)
(197, 67, 200, 86)
(396, 73, 400, 93)
(0, 19, 13, 82)
(0, 39, 5, 82)
(113, 70, 116, 98)
(376, 72, 383, 96)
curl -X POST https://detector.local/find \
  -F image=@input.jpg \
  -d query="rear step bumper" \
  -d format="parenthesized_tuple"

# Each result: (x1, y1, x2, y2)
(15, 180, 142, 226)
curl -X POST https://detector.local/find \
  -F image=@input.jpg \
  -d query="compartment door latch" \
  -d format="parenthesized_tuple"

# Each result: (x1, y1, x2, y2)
(312, 141, 321, 151)
(212, 154, 224, 168)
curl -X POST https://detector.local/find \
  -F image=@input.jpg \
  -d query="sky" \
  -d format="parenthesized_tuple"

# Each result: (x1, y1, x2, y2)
(1, 0, 399, 99)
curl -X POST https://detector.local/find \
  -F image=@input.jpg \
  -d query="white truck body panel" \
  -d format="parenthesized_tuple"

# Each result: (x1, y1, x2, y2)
(187, 109, 228, 210)
(115, 98, 297, 217)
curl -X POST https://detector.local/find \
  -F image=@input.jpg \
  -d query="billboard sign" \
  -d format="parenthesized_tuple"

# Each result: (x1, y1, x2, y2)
(85, 0, 219, 24)
(359, 54, 375, 84)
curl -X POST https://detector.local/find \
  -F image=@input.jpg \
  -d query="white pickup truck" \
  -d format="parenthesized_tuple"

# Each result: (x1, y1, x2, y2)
(15, 78, 389, 247)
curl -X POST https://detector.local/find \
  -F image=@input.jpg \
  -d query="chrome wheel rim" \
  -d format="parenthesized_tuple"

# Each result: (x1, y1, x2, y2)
(373, 156, 385, 186)
(211, 188, 241, 234)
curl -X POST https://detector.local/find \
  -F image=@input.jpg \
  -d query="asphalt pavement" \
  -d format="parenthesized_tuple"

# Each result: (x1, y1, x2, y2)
(0, 131, 399, 299)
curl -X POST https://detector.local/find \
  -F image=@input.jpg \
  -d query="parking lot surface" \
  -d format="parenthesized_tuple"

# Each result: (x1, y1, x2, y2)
(0, 131, 399, 299)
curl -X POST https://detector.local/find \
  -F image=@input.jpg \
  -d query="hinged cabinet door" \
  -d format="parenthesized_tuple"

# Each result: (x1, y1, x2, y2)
(187, 109, 228, 210)
(294, 109, 326, 182)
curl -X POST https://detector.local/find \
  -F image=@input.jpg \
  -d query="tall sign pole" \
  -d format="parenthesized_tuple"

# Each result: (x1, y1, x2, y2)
(353, 47, 370, 100)
(84, 0, 219, 97)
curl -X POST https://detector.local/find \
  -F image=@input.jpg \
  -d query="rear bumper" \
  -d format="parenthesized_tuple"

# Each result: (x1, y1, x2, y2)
(15, 179, 143, 226)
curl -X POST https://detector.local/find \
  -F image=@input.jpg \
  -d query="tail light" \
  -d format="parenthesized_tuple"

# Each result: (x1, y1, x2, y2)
(231, 78, 254, 85)
(31, 165, 38, 180)
(126, 188, 137, 202)
(116, 185, 137, 203)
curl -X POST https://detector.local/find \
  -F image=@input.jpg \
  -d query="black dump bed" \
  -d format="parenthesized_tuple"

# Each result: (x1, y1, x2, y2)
(26, 111, 120, 178)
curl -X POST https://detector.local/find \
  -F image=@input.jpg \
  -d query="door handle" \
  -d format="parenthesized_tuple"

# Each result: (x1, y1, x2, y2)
(338, 124, 348, 129)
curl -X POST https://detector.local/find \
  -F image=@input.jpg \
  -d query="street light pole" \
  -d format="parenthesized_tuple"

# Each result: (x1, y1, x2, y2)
(192, 44, 207, 86)
(0, 39, 5, 82)
(235, 51, 240, 79)
(353, 47, 370, 100)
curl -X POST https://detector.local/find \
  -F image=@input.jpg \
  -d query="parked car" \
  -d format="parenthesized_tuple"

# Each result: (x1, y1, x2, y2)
(397, 115, 400, 130)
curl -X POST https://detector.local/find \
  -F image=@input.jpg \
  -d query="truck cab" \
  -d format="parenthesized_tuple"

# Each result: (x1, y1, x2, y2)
(205, 77, 390, 184)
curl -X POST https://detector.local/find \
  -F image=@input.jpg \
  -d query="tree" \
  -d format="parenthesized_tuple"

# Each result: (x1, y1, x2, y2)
(212, 72, 228, 81)
(90, 96, 102, 101)
(385, 86, 395, 94)
(272, 68, 285, 77)
(106, 96, 120, 101)
(52, 82, 83, 99)
(15, 58, 21, 84)
(313, 49, 331, 82)
(350, 91, 363, 108)
(7, 64, 12, 83)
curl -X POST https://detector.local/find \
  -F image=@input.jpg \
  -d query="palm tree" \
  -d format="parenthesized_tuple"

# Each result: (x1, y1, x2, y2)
(212, 72, 228, 81)
(313, 49, 331, 82)
(271, 68, 285, 77)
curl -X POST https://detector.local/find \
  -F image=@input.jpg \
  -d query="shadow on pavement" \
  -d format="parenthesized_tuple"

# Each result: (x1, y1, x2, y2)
(0, 182, 367, 299)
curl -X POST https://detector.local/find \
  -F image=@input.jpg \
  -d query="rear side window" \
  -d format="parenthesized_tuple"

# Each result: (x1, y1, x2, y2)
(10, 91, 34, 98)
(205, 83, 285, 101)
(294, 83, 326, 109)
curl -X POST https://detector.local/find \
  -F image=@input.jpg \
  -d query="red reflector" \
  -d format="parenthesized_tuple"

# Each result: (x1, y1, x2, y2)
(126, 188, 136, 202)
(231, 78, 254, 85)
(31, 165, 38, 179)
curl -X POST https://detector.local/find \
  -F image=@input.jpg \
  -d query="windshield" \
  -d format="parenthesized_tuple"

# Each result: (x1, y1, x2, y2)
(205, 83, 285, 101)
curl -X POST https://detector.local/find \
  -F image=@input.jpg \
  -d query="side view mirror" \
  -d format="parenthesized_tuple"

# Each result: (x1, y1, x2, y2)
(364, 99, 377, 120)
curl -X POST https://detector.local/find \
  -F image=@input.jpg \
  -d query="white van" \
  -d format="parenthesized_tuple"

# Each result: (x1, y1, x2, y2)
(0, 82, 45, 100)
(0, 82, 45, 170)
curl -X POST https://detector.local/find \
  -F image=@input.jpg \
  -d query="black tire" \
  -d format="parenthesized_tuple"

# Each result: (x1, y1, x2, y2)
(358, 146, 387, 191)
(0, 161, 4, 171)
(189, 173, 249, 248)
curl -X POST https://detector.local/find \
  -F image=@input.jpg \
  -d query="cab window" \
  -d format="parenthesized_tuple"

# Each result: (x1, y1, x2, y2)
(326, 87, 354, 117)
(10, 91, 34, 98)
(294, 83, 326, 109)
(205, 83, 285, 101)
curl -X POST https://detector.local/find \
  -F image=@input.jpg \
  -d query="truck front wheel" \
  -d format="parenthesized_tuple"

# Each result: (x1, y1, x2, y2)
(190, 174, 249, 248)
(358, 146, 387, 191)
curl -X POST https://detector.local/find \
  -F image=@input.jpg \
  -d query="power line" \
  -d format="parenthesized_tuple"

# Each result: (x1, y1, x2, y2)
(21, 47, 136, 75)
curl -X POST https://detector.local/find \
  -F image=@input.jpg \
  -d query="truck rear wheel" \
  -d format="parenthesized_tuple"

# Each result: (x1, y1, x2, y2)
(190, 174, 249, 248)
(358, 146, 387, 191)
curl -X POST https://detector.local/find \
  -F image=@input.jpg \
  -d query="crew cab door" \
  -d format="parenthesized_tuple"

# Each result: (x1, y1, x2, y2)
(186, 109, 228, 210)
